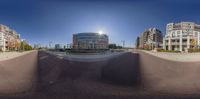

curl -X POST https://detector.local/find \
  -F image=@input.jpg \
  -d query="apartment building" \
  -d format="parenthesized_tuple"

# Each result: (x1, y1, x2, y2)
(139, 28, 163, 50)
(163, 22, 200, 52)
(135, 37, 140, 48)
(0, 24, 21, 51)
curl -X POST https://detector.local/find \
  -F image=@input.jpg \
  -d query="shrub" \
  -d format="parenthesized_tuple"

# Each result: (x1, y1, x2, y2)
(156, 48, 163, 52)
(188, 48, 200, 53)
(157, 49, 180, 53)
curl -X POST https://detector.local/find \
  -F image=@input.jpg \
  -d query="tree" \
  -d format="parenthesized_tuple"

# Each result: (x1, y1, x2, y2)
(143, 44, 150, 50)
(14, 39, 21, 50)
(20, 41, 33, 51)
(108, 44, 123, 49)
(191, 38, 197, 48)
(109, 44, 117, 49)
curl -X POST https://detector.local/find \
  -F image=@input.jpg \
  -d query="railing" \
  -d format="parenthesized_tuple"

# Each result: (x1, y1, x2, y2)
(182, 42, 187, 45)
(171, 42, 179, 45)
(163, 42, 189, 45)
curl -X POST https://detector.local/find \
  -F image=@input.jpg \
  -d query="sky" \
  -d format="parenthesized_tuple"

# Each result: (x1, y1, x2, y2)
(0, 0, 200, 47)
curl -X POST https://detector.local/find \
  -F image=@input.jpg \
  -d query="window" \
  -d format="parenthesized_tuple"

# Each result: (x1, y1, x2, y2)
(195, 32, 198, 37)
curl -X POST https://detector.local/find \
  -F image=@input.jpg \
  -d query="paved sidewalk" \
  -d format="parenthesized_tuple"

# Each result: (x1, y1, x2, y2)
(0, 51, 35, 61)
(0, 51, 38, 94)
(140, 50, 200, 62)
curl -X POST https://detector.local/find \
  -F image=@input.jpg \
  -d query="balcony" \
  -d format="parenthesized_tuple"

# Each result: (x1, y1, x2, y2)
(171, 42, 179, 45)
(182, 42, 187, 45)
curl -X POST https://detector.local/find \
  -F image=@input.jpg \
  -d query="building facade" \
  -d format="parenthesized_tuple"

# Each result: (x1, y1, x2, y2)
(163, 22, 200, 52)
(34, 44, 42, 49)
(55, 44, 64, 50)
(135, 37, 140, 48)
(139, 28, 163, 50)
(73, 32, 109, 50)
(0, 24, 21, 51)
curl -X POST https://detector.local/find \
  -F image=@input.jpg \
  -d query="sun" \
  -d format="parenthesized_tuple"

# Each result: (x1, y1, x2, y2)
(98, 31, 103, 34)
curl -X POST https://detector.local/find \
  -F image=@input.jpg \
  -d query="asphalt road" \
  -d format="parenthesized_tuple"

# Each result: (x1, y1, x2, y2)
(33, 51, 200, 99)
(47, 51, 128, 62)
(34, 51, 142, 99)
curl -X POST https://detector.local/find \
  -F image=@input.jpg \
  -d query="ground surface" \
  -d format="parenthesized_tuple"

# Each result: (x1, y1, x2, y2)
(139, 51, 200, 95)
(1, 50, 200, 99)
(47, 51, 129, 62)
(0, 51, 37, 94)
(33, 51, 143, 99)
(0, 51, 35, 61)
(141, 50, 200, 62)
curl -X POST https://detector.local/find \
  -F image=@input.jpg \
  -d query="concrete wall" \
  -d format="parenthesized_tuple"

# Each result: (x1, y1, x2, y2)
(139, 51, 200, 94)
(0, 51, 38, 94)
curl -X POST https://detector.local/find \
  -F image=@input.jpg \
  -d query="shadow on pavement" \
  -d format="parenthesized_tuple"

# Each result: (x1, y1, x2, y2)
(34, 51, 142, 99)
(101, 52, 141, 86)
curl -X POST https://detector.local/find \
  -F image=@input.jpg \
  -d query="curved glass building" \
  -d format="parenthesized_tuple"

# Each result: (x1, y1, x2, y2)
(73, 32, 109, 50)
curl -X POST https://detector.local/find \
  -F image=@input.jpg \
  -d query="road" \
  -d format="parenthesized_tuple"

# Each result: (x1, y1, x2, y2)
(34, 51, 200, 99)
(34, 51, 142, 99)
(47, 51, 129, 62)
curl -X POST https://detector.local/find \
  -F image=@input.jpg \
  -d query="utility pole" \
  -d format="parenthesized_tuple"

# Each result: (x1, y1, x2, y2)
(23, 42, 25, 51)
(121, 40, 125, 48)
(49, 41, 52, 49)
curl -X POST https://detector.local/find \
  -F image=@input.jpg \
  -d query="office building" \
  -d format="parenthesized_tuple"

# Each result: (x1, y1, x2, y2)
(55, 44, 64, 50)
(73, 32, 109, 50)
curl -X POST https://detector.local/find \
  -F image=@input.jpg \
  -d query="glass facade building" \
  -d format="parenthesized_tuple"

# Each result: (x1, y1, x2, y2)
(73, 32, 109, 50)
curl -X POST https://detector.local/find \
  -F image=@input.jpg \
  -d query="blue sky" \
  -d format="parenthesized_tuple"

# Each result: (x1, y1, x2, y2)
(0, 0, 200, 47)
